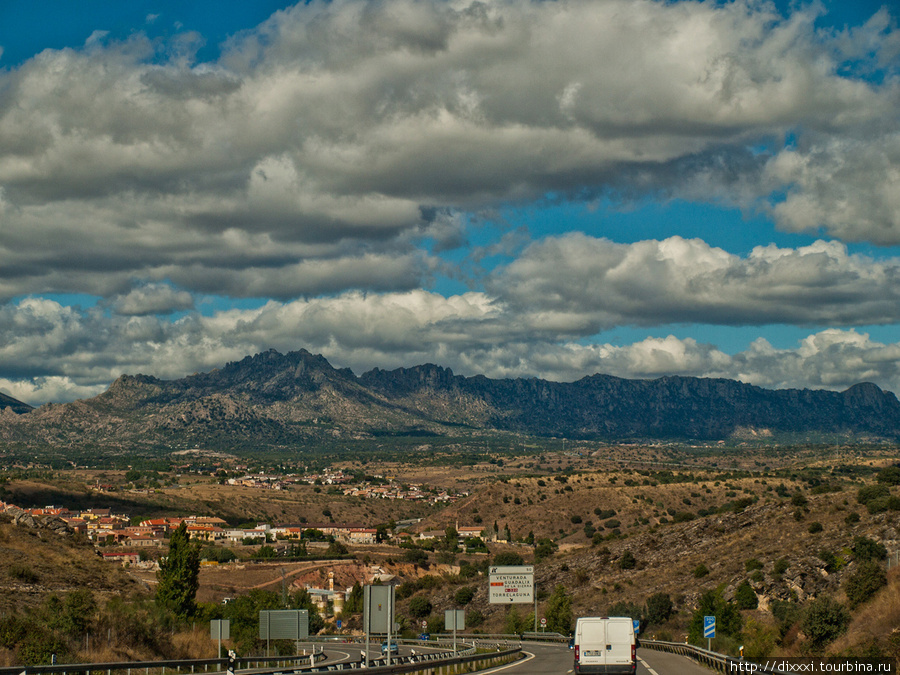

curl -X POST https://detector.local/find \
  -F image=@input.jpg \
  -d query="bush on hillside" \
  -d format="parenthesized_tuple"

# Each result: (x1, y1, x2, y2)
(844, 560, 887, 609)
(802, 596, 850, 648)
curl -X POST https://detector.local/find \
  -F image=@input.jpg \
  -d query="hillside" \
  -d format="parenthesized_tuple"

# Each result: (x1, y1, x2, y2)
(0, 348, 898, 449)
(1, 457, 899, 662)
(0, 508, 146, 616)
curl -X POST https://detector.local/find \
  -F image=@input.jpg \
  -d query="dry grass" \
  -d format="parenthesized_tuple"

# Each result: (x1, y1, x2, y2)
(828, 568, 900, 657)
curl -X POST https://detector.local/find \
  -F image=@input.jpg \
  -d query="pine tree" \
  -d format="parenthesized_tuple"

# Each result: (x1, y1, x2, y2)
(545, 585, 573, 634)
(156, 522, 200, 618)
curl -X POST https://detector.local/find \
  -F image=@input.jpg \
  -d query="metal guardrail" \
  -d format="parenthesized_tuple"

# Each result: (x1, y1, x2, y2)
(641, 639, 783, 674)
(0, 652, 327, 675)
(0, 646, 520, 675)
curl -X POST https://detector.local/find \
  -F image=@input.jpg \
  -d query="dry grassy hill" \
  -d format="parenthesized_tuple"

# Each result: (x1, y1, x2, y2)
(0, 510, 147, 615)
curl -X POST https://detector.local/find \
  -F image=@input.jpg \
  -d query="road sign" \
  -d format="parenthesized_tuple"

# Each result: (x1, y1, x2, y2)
(540, 618, 547, 627)
(363, 585, 394, 633)
(211, 619, 230, 640)
(445, 609, 465, 631)
(633, 619, 640, 635)
(336, 619, 342, 630)
(259, 610, 309, 640)
(703, 616, 716, 639)
(488, 565, 534, 604)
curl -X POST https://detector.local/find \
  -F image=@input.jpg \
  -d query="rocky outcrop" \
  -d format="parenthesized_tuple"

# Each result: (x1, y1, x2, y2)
(3, 506, 74, 537)
(1, 348, 898, 448)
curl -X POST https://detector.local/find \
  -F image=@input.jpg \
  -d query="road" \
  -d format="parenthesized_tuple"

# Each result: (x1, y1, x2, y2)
(468, 643, 714, 675)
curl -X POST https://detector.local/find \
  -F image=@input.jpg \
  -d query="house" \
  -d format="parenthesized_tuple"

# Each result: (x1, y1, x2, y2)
(102, 552, 140, 566)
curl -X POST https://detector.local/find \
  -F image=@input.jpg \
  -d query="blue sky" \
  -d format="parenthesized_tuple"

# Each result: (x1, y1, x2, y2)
(1, 0, 899, 406)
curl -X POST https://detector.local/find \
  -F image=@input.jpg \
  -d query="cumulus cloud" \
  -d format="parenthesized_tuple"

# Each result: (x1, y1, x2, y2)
(1, 1, 900, 406)
(0, 0, 898, 306)
(2, 288, 900, 407)
(493, 235, 900, 330)
(109, 283, 195, 316)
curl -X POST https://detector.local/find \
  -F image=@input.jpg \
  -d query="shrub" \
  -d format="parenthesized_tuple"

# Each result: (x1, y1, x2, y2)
(688, 590, 742, 643)
(845, 512, 861, 525)
(408, 596, 433, 619)
(803, 596, 850, 648)
(808, 522, 823, 534)
(734, 581, 758, 610)
(791, 493, 808, 507)
(645, 593, 673, 626)
(403, 548, 429, 565)
(844, 561, 887, 609)
(493, 552, 524, 566)
(875, 466, 900, 485)
(570, 515, 583, 524)
(618, 551, 636, 570)
(857, 484, 890, 506)
(772, 558, 789, 575)
(745, 558, 763, 572)
(852, 536, 887, 562)
(454, 586, 477, 605)
(7, 564, 38, 583)
(693, 563, 710, 578)
(818, 549, 839, 573)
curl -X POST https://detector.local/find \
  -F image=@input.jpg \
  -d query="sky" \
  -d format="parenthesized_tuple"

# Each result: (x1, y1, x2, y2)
(1, 0, 900, 407)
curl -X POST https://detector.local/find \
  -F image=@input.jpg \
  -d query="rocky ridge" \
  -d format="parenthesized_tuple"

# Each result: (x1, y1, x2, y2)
(0, 348, 898, 448)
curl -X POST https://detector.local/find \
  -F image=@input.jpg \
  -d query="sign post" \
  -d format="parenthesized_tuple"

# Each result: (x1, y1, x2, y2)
(445, 610, 465, 653)
(259, 610, 309, 657)
(211, 619, 230, 659)
(703, 616, 716, 651)
(364, 585, 395, 668)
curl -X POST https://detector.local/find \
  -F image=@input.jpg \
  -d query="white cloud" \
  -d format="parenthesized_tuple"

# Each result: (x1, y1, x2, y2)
(493, 234, 900, 329)
(1, 288, 899, 406)
(110, 283, 195, 316)
(0, 0, 897, 306)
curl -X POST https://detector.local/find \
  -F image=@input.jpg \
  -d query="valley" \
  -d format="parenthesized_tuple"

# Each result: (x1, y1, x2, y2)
(2, 441, 899, 666)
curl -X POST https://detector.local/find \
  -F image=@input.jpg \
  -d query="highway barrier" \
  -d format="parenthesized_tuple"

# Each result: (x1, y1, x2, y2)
(0, 646, 520, 675)
(640, 639, 779, 674)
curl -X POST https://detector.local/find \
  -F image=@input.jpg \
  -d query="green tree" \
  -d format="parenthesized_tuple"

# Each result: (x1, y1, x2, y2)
(454, 586, 477, 605)
(443, 526, 460, 552)
(688, 590, 742, 644)
(156, 522, 200, 619)
(344, 582, 363, 614)
(375, 523, 392, 543)
(504, 607, 532, 634)
(645, 593, 673, 626)
(534, 538, 558, 561)
(876, 466, 900, 485)
(802, 596, 849, 648)
(493, 552, 524, 566)
(544, 585, 573, 635)
(734, 581, 758, 610)
(408, 596, 433, 619)
(618, 550, 636, 570)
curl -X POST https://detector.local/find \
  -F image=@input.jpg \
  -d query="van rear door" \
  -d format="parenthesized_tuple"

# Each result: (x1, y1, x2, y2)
(605, 619, 635, 671)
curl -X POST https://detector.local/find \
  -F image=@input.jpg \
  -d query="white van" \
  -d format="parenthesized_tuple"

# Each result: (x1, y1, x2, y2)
(573, 616, 636, 674)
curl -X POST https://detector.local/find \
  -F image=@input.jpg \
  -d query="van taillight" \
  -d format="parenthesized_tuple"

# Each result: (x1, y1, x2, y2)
(575, 645, 580, 661)
(631, 644, 636, 662)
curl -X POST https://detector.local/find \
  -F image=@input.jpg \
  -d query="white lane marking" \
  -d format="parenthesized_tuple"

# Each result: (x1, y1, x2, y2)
(474, 650, 536, 674)
(638, 656, 661, 675)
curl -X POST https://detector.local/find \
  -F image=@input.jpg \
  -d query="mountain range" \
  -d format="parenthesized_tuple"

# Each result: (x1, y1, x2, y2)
(1, 348, 898, 449)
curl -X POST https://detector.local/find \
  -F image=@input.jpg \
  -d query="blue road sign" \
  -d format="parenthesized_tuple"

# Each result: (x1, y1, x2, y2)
(633, 619, 640, 634)
(703, 616, 716, 639)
